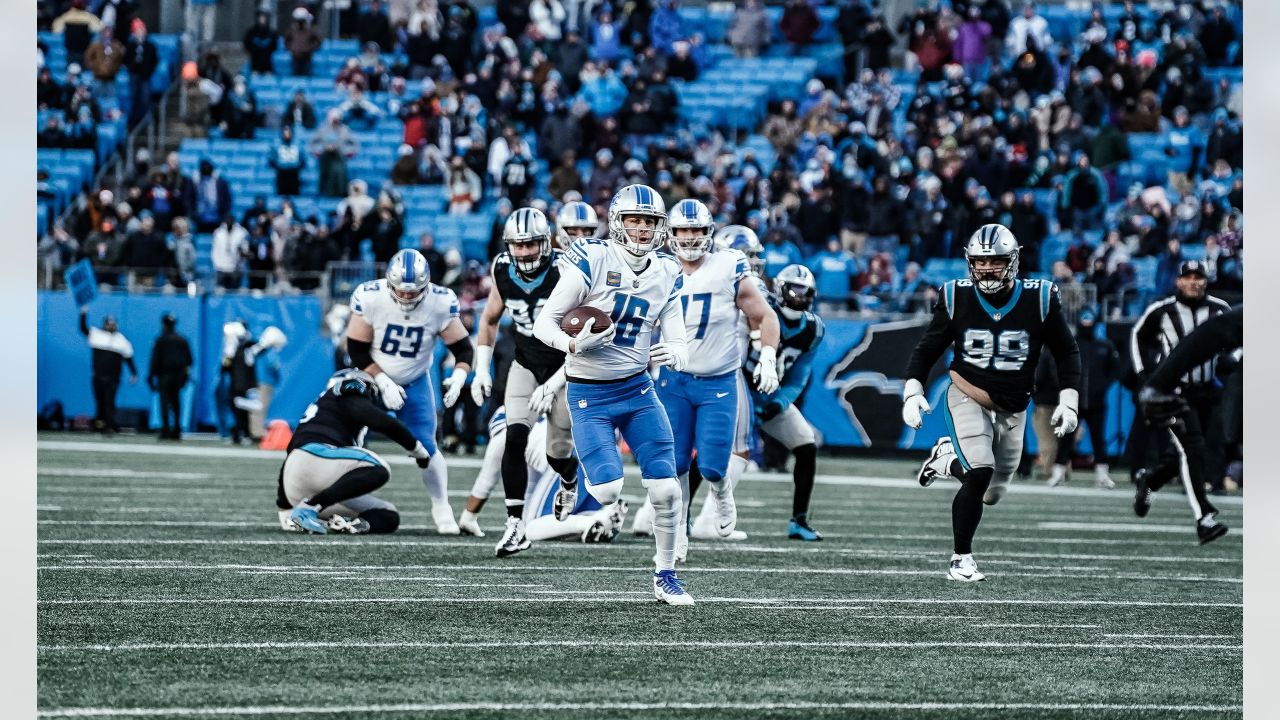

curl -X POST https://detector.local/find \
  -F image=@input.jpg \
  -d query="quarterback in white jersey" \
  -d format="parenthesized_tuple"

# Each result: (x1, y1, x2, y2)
(344, 248, 475, 535)
(656, 200, 779, 555)
(533, 183, 694, 606)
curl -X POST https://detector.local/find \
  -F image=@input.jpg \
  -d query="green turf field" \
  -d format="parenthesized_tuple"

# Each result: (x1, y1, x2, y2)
(36, 433, 1242, 719)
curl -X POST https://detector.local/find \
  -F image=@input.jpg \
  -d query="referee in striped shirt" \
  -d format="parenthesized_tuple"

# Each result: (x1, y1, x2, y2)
(1129, 261, 1231, 543)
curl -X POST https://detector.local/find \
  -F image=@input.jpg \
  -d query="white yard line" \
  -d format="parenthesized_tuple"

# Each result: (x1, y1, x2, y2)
(36, 639, 1242, 653)
(38, 469, 212, 480)
(976, 623, 1102, 629)
(38, 440, 1242, 506)
(1103, 633, 1239, 639)
(1039, 521, 1245, 534)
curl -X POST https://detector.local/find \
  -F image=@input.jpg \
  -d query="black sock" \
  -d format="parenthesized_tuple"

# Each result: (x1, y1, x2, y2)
(952, 467, 993, 555)
(547, 454, 579, 487)
(791, 444, 817, 519)
(502, 423, 532, 519)
(309, 465, 390, 511)
(359, 508, 400, 534)
(688, 463, 703, 503)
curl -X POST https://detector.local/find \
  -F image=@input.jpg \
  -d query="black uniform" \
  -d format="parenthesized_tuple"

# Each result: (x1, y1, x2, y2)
(79, 311, 137, 433)
(905, 278, 1082, 411)
(491, 249, 566, 384)
(1130, 293, 1230, 515)
(147, 319, 193, 440)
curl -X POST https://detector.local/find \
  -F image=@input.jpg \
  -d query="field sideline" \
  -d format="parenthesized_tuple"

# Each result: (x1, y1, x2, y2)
(37, 433, 1242, 719)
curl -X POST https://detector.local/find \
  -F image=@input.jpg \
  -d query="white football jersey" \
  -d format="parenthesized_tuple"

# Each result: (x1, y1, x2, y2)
(558, 237, 684, 381)
(350, 278, 459, 386)
(677, 248, 750, 376)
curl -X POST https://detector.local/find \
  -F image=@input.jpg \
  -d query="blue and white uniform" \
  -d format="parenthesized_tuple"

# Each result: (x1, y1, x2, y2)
(349, 278, 459, 455)
(657, 248, 751, 481)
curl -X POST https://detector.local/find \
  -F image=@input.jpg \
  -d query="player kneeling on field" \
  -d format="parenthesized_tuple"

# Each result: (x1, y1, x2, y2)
(275, 369, 432, 534)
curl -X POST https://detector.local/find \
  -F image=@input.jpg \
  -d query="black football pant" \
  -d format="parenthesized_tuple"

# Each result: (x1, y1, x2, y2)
(1140, 394, 1221, 520)
(1055, 406, 1110, 465)
(157, 373, 185, 438)
(92, 374, 119, 432)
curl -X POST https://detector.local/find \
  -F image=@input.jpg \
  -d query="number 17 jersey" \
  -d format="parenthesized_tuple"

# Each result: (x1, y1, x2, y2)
(350, 279, 459, 387)
(678, 248, 750, 376)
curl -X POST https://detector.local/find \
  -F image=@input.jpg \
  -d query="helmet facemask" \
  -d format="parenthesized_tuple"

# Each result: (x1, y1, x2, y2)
(968, 251, 1019, 294)
(612, 211, 667, 256)
(508, 235, 551, 275)
(779, 280, 816, 313)
(669, 226, 713, 262)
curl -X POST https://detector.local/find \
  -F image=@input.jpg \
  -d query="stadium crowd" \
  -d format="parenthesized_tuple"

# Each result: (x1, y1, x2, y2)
(38, 0, 1243, 319)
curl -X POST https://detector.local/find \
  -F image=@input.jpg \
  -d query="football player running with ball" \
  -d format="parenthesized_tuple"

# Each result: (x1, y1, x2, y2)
(471, 207, 581, 558)
(902, 224, 1081, 581)
(344, 249, 475, 535)
(659, 200, 779, 558)
(533, 184, 694, 606)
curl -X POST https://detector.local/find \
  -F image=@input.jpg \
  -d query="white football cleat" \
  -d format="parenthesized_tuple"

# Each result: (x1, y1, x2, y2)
(1047, 463, 1069, 487)
(917, 437, 955, 487)
(457, 510, 484, 537)
(947, 553, 987, 582)
(278, 509, 302, 532)
(653, 570, 695, 606)
(432, 503, 460, 535)
(1094, 463, 1116, 489)
(495, 516, 531, 557)
(708, 479, 737, 537)
(631, 498, 655, 536)
(326, 514, 371, 534)
(553, 481, 578, 522)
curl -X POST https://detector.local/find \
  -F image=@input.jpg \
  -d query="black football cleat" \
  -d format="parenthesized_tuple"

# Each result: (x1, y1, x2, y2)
(1133, 469, 1153, 518)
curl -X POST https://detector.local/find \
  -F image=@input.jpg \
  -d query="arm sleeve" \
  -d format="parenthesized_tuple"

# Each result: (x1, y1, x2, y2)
(338, 394, 419, 451)
(1041, 287, 1081, 391)
(533, 265, 589, 354)
(1146, 306, 1244, 392)
(79, 311, 90, 337)
(903, 292, 954, 383)
(125, 356, 138, 376)
(348, 338, 374, 370)
(446, 336, 474, 367)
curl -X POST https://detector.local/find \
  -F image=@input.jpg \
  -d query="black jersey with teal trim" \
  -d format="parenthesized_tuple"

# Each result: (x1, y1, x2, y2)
(904, 278, 1081, 412)
(745, 305, 825, 383)
(288, 376, 418, 453)
(492, 249, 566, 383)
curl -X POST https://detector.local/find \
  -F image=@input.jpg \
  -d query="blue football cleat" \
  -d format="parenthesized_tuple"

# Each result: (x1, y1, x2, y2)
(653, 569, 694, 606)
(288, 504, 328, 534)
(787, 519, 823, 541)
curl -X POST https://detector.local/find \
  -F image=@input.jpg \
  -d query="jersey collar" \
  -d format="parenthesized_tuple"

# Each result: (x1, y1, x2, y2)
(972, 279, 1022, 321)
(508, 259, 549, 293)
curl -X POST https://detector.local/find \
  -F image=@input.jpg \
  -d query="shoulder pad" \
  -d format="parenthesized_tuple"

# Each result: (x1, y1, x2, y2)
(942, 280, 958, 319)
(431, 285, 452, 296)
(1037, 279, 1055, 322)
(492, 253, 513, 271)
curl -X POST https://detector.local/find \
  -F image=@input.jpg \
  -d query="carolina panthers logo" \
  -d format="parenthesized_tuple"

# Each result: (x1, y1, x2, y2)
(822, 319, 949, 447)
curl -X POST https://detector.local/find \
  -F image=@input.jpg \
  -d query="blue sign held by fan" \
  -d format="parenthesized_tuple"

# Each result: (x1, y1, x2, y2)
(64, 259, 98, 308)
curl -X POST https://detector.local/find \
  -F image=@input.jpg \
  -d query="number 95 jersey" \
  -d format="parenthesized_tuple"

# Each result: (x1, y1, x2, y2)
(350, 279, 459, 387)
(904, 278, 1080, 413)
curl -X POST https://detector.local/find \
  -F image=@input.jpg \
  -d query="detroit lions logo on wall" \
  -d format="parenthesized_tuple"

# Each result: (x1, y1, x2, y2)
(822, 319, 949, 447)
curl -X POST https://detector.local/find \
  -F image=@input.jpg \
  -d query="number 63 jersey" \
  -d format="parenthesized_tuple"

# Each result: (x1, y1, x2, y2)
(904, 278, 1080, 413)
(349, 279, 460, 387)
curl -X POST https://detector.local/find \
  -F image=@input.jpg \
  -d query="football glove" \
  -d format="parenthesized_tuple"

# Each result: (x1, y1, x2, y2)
(901, 378, 930, 429)
(1138, 386, 1188, 428)
(258, 326, 288, 350)
(1051, 389, 1079, 438)
(374, 372, 405, 410)
(441, 367, 468, 408)
(649, 341, 687, 371)
(754, 345, 780, 394)
(470, 344, 494, 407)
(571, 317, 615, 354)
(408, 441, 431, 469)
(528, 369, 566, 416)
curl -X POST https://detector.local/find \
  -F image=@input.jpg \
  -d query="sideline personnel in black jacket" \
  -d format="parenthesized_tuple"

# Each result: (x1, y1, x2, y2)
(147, 313, 193, 440)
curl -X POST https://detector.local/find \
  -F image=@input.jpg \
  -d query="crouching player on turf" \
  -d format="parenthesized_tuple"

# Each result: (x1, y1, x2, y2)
(902, 224, 1080, 581)
(276, 369, 430, 534)
(658, 200, 779, 558)
(533, 184, 694, 606)
(460, 404, 630, 542)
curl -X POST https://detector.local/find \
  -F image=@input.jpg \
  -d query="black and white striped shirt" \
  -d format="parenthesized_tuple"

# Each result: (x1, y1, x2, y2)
(1130, 295, 1231, 387)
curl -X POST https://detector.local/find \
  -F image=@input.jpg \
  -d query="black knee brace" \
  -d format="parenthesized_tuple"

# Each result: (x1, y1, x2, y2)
(359, 508, 400, 534)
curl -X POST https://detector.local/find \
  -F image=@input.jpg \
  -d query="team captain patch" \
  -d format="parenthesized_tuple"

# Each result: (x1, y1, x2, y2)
(606, 271, 622, 287)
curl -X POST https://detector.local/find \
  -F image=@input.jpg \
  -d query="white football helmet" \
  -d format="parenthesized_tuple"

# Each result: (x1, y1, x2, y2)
(386, 248, 430, 308)
(327, 368, 379, 401)
(607, 184, 668, 256)
(667, 198, 716, 262)
(965, 224, 1020, 294)
(556, 201, 599, 247)
(714, 224, 764, 276)
(502, 207, 553, 275)
(774, 264, 817, 314)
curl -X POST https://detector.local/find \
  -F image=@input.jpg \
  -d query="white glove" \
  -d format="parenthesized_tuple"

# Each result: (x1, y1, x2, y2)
(442, 367, 468, 408)
(571, 317, 615, 354)
(529, 383, 556, 416)
(650, 341, 686, 371)
(470, 345, 493, 406)
(754, 345, 780, 394)
(1052, 388, 1079, 438)
(901, 378, 930, 430)
(258, 326, 287, 350)
(374, 372, 405, 411)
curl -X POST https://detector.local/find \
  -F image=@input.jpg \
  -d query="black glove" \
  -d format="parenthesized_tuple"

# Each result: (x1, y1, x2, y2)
(758, 401, 783, 421)
(1138, 386, 1188, 428)
(415, 456, 431, 469)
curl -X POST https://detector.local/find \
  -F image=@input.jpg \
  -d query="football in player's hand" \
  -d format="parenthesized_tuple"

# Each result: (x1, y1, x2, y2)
(561, 306, 613, 337)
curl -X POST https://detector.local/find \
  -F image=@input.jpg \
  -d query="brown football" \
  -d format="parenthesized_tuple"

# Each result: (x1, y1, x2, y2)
(560, 306, 614, 337)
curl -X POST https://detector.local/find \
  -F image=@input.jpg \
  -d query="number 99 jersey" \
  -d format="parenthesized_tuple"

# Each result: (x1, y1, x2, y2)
(903, 278, 1080, 412)
(350, 279, 460, 387)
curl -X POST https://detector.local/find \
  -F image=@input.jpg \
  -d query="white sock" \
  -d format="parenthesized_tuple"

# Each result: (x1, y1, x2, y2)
(422, 451, 449, 505)
(727, 454, 749, 492)
(644, 477, 680, 571)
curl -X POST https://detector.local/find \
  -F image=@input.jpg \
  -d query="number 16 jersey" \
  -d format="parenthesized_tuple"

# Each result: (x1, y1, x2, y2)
(350, 279, 459, 387)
